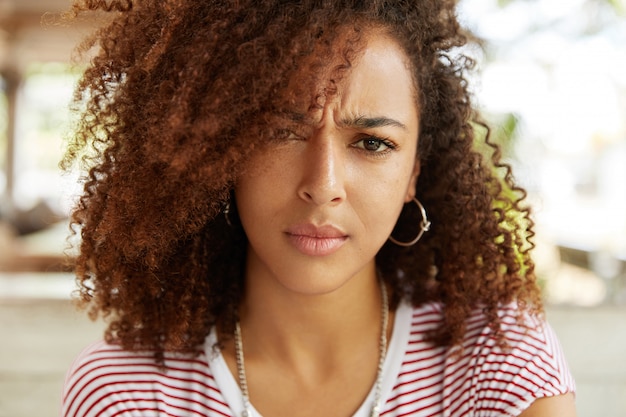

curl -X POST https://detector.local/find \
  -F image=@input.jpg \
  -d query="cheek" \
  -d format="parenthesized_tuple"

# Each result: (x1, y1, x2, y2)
(353, 157, 416, 201)
(351, 172, 410, 231)
(236, 174, 273, 216)
(235, 155, 290, 223)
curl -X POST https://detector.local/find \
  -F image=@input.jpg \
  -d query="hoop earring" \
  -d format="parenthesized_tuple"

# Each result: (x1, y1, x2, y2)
(223, 202, 233, 227)
(389, 197, 431, 247)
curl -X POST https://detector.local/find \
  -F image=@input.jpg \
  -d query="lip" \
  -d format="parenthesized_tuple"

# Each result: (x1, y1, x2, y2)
(285, 224, 348, 256)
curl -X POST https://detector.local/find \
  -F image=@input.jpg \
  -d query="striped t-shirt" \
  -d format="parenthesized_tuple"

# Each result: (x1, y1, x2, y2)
(62, 302, 575, 416)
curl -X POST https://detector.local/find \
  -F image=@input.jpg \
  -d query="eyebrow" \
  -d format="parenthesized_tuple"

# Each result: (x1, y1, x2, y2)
(278, 110, 408, 131)
(341, 115, 408, 131)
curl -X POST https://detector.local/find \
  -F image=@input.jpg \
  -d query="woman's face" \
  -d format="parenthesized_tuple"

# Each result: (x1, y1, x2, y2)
(235, 32, 420, 296)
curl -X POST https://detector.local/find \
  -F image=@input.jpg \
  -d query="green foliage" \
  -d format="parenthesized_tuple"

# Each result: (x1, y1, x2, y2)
(496, 0, 515, 7)
(471, 114, 534, 274)
(606, 0, 626, 15)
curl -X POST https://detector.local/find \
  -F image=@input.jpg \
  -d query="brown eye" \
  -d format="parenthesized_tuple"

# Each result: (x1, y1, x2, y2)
(364, 138, 384, 151)
(275, 129, 302, 141)
(353, 136, 394, 153)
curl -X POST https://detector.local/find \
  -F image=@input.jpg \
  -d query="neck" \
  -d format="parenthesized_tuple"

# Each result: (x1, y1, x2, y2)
(239, 260, 382, 370)
(232, 260, 390, 417)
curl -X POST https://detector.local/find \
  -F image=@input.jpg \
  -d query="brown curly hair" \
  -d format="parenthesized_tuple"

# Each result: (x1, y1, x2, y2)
(63, 0, 542, 357)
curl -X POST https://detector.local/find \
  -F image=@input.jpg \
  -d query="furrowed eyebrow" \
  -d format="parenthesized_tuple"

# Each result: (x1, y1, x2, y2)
(275, 111, 408, 131)
(277, 110, 308, 123)
(342, 115, 407, 131)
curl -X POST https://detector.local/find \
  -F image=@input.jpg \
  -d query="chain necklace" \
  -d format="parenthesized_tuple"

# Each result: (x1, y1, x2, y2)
(234, 282, 389, 417)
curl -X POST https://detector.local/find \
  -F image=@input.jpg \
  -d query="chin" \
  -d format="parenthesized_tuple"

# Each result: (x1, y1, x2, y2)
(278, 275, 351, 297)
(269, 261, 374, 298)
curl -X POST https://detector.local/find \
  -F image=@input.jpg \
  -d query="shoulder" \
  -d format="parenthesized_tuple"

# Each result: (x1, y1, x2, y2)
(408, 302, 570, 368)
(397, 302, 576, 416)
(61, 340, 230, 417)
(465, 303, 574, 390)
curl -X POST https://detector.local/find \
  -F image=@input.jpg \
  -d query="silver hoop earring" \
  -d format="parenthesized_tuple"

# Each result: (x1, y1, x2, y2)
(224, 202, 233, 227)
(389, 197, 431, 247)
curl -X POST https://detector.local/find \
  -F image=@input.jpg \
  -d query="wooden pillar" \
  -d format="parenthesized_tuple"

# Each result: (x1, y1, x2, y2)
(2, 68, 20, 206)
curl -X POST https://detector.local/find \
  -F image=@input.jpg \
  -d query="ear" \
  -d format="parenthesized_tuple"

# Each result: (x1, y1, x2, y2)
(404, 159, 420, 203)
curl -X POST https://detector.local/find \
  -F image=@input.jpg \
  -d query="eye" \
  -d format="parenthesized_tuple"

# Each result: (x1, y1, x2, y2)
(275, 128, 303, 141)
(353, 136, 396, 153)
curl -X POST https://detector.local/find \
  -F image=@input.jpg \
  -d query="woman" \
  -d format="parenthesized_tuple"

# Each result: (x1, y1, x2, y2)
(62, 0, 576, 416)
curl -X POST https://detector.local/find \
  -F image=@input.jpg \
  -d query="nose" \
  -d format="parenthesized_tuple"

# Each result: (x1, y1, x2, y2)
(297, 131, 347, 206)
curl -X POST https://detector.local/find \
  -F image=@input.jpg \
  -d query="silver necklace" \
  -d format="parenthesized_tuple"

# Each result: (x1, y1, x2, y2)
(234, 282, 389, 417)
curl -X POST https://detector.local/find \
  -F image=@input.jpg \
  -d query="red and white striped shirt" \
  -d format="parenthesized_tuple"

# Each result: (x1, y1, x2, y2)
(62, 302, 575, 417)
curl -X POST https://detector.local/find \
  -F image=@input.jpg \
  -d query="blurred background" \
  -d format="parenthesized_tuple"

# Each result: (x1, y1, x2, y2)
(0, 0, 624, 416)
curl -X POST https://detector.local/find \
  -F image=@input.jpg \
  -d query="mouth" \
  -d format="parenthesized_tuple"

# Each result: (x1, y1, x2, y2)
(285, 224, 348, 256)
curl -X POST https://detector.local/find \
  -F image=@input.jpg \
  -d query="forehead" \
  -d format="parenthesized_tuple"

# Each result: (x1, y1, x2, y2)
(338, 34, 417, 111)
(278, 28, 418, 120)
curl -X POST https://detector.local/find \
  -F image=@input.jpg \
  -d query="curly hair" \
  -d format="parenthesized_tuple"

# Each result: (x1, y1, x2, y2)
(63, 0, 542, 357)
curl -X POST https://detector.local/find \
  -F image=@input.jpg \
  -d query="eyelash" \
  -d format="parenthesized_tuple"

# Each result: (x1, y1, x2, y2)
(352, 135, 397, 156)
(274, 129, 398, 158)
(274, 128, 303, 141)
